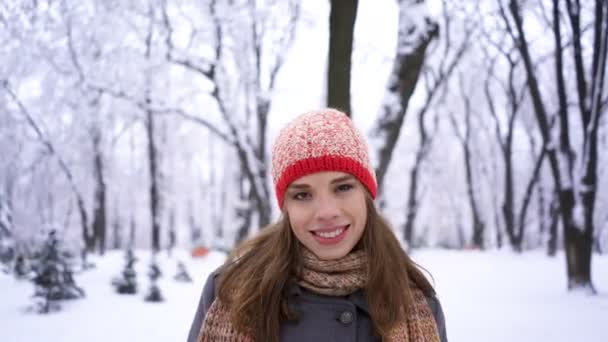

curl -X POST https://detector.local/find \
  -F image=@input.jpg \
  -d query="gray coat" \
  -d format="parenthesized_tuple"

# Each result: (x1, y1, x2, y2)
(187, 270, 448, 342)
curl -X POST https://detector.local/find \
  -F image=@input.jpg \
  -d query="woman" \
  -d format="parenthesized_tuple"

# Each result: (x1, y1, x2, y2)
(188, 109, 448, 342)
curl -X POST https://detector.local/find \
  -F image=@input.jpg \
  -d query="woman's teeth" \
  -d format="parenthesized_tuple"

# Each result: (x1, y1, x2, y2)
(315, 226, 347, 238)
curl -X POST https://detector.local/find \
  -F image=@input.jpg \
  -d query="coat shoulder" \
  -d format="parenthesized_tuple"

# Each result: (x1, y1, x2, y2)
(424, 294, 448, 342)
(186, 267, 223, 342)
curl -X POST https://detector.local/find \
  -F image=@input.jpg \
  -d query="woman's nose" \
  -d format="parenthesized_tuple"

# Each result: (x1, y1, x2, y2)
(313, 192, 340, 220)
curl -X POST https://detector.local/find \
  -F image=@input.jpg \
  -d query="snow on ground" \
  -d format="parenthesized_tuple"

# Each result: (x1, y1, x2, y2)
(414, 249, 608, 342)
(0, 250, 226, 342)
(1, 249, 607, 342)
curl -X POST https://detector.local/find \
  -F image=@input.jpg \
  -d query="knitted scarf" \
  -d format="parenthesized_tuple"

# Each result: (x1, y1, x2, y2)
(197, 249, 440, 342)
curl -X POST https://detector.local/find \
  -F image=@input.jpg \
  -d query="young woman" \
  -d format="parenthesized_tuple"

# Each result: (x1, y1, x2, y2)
(188, 109, 448, 342)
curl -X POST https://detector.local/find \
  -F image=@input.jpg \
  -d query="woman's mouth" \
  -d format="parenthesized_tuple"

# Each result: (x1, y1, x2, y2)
(312, 224, 350, 245)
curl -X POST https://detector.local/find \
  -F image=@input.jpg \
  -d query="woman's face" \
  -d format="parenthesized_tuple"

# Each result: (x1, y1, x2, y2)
(283, 171, 368, 260)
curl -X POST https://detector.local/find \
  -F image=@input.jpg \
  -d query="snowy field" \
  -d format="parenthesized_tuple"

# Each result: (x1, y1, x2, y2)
(1, 249, 607, 342)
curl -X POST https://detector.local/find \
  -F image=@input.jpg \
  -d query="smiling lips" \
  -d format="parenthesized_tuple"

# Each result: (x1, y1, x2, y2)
(311, 224, 350, 245)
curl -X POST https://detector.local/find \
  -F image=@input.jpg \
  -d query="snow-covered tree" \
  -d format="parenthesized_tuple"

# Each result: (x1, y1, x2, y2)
(13, 254, 28, 279)
(112, 249, 138, 294)
(173, 261, 192, 283)
(30, 230, 85, 313)
(0, 192, 14, 263)
(144, 257, 163, 302)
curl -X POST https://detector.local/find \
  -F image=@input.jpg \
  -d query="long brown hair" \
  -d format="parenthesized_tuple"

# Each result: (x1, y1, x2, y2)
(216, 194, 434, 341)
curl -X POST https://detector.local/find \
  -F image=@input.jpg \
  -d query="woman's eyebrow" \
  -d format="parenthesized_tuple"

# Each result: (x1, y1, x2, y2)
(330, 175, 355, 184)
(288, 175, 354, 190)
(287, 183, 310, 190)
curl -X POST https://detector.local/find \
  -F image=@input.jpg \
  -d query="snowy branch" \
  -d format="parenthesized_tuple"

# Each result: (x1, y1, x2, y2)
(1, 80, 91, 241)
(267, 0, 300, 92)
(160, 0, 215, 79)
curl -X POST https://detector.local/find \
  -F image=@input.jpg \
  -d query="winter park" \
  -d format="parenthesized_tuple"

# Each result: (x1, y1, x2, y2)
(1, 0, 608, 341)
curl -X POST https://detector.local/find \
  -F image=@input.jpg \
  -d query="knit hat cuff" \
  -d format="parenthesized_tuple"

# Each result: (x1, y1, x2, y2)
(275, 155, 377, 208)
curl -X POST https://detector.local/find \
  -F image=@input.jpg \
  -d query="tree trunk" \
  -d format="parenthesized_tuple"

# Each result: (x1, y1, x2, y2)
(536, 173, 547, 248)
(456, 221, 466, 249)
(144, 10, 161, 253)
(565, 0, 608, 290)
(188, 199, 201, 244)
(464, 144, 484, 249)
(515, 152, 545, 251)
(495, 213, 503, 249)
(501, 153, 516, 250)
(454, 80, 485, 249)
(128, 214, 136, 249)
(91, 128, 107, 255)
(403, 162, 420, 246)
(146, 109, 161, 253)
(167, 207, 176, 257)
(207, 134, 223, 241)
(235, 176, 254, 244)
(0, 192, 12, 240)
(327, 0, 358, 115)
(254, 99, 272, 228)
(547, 192, 559, 256)
(403, 112, 433, 247)
(484, 46, 523, 252)
(564, 225, 594, 288)
(111, 211, 121, 250)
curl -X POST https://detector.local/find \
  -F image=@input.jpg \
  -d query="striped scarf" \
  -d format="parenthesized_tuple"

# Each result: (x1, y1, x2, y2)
(197, 249, 440, 341)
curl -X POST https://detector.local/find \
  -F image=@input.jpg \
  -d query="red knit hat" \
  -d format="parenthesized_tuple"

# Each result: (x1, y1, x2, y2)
(271, 108, 377, 208)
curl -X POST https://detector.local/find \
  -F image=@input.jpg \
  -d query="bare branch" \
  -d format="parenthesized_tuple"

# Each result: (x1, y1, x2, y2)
(109, 116, 140, 147)
(417, 0, 473, 144)
(497, 0, 519, 45)
(536, 0, 554, 28)
(86, 81, 233, 145)
(553, 0, 573, 167)
(459, 72, 472, 142)
(2, 81, 54, 156)
(532, 20, 596, 68)
(517, 142, 547, 241)
(169, 109, 233, 144)
(63, 7, 85, 83)
(564, 0, 589, 124)
(482, 50, 505, 149)
(448, 109, 464, 143)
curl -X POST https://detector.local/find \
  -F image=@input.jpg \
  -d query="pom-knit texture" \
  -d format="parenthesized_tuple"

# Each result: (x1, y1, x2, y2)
(271, 109, 377, 208)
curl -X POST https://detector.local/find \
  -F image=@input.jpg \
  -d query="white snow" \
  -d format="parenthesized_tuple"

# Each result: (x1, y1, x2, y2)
(396, 0, 434, 55)
(0, 250, 226, 342)
(1, 249, 607, 342)
(572, 202, 585, 232)
(415, 249, 608, 342)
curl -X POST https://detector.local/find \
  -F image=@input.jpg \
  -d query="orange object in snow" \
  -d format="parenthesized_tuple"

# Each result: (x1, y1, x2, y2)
(191, 246, 210, 257)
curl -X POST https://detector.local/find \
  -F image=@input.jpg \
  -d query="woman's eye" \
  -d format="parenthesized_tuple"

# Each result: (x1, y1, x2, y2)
(336, 183, 354, 192)
(293, 192, 310, 200)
